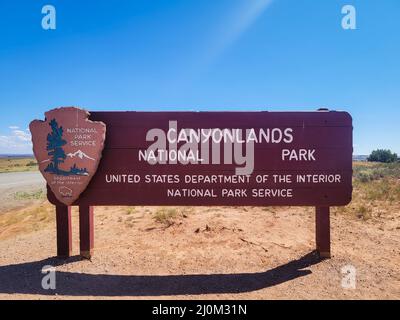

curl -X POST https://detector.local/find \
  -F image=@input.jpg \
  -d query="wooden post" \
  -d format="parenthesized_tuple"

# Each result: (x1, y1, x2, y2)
(56, 206, 72, 258)
(79, 206, 94, 259)
(315, 206, 331, 258)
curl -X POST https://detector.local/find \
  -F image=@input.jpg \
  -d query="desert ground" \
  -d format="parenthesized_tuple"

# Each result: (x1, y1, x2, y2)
(0, 157, 38, 173)
(0, 160, 399, 299)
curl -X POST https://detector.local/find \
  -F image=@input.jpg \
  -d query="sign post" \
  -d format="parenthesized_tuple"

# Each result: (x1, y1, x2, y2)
(79, 206, 94, 259)
(31, 108, 352, 260)
(315, 206, 331, 258)
(55, 205, 72, 257)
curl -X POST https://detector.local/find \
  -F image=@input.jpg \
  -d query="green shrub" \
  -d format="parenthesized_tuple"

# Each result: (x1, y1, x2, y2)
(368, 149, 398, 163)
(14, 190, 45, 200)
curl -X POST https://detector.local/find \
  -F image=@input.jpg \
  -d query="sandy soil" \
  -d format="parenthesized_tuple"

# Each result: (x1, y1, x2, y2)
(0, 204, 399, 300)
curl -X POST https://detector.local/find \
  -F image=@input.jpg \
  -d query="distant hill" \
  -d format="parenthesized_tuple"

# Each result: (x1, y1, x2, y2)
(0, 154, 34, 159)
(353, 155, 368, 161)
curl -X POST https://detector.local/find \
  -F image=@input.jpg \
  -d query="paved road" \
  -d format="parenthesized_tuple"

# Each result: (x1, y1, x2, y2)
(0, 171, 44, 188)
(0, 171, 45, 213)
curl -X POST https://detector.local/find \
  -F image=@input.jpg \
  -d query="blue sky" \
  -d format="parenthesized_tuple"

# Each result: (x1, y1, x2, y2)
(0, 0, 399, 154)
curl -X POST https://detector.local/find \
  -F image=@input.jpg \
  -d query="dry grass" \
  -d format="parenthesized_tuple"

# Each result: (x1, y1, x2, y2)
(153, 208, 179, 227)
(333, 162, 400, 220)
(152, 207, 193, 227)
(0, 157, 38, 173)
(0, 201, 54, 240)
(125, 207, 136, 215)
(353, 161, 400, 182)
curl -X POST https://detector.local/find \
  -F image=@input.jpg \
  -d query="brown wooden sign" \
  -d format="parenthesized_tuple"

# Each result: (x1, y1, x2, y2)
(31, 108, 352, 259)
(46, 110, 353, 207)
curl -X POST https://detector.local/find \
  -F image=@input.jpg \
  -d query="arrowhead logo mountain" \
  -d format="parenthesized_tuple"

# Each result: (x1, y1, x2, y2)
(30, 107, 106, 205)
(67, 150, 96, 161)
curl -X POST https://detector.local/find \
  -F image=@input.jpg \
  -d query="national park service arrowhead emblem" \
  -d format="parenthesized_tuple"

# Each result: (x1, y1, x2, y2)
(30, 107, 106, 205)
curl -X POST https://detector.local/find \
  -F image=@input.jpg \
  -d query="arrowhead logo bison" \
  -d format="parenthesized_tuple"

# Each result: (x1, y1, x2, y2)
(30, 107, 106, 205)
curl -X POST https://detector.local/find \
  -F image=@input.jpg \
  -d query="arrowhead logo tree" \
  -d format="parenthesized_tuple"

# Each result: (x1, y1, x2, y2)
(45, 119, 68, 174)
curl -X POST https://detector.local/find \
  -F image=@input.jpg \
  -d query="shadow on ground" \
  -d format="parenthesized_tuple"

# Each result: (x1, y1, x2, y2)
(0, 251, 324, 297)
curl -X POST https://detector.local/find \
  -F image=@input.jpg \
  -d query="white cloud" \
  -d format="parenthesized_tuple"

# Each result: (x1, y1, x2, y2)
(13, 130, 32, 142)
(0, 126, 32, 154)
